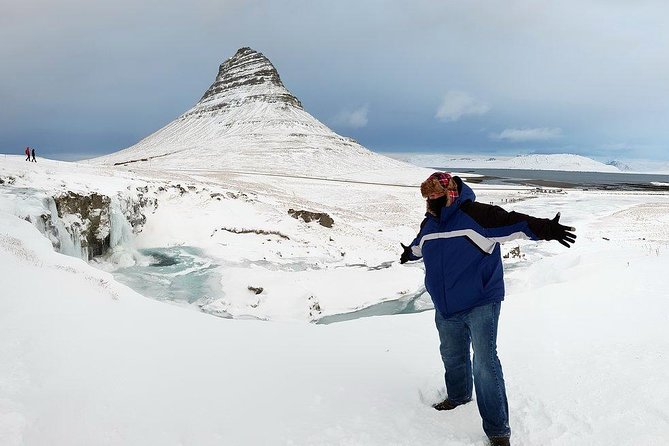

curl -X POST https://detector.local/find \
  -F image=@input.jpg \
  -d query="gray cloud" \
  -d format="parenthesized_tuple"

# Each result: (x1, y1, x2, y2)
(1, 0, 668, 161)
(435, 91, 490, 122)
(332, 105, 369, 129)
(492, 127, 563, 142)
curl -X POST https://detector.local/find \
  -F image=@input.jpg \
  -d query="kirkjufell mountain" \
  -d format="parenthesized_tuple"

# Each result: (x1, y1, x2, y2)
(91, 47, 415, 179)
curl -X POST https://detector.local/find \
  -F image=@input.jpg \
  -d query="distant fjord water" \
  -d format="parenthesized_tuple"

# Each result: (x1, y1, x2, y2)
(442, 168, 669, 191)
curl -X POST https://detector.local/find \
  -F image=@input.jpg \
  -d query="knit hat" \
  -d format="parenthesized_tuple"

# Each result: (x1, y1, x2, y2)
(421, 172, 453, 198)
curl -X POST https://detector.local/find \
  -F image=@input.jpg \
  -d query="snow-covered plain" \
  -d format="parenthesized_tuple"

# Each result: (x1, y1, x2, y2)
(2, 155, 669, 445)
(385, 151, 669, 175)
(386, 153, 621, 173)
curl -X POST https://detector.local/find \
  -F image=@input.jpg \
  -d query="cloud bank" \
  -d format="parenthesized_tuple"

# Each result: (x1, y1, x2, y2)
(1, 0, 668, 160)
(435, 91, 490, 122)
(492, 127, 564, 142)
(332, 105, 369, 129)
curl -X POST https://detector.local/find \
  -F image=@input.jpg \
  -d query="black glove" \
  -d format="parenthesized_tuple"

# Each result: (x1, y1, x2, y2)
(547, 212, 576, 248)
(400, 243, 412, 264)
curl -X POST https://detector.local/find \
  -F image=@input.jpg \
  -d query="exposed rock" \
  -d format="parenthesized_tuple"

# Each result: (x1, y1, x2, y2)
(53, 192, 111, 259)
(123, 187, 158, 231)
(503, 246, 524, 259)
(248, 286, 264, 295)
(606, 160, 631, 171)
(226, 191, 250, 200)
(212, 227, 290, 239)
(308, 295, 322, 320)
(288, 209, 334, 228)
(47, 190, 154, 260)
(198, 47, 303, 111)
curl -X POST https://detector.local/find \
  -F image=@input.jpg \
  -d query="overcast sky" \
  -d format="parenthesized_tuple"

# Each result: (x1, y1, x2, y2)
(2, 0, 668, 161)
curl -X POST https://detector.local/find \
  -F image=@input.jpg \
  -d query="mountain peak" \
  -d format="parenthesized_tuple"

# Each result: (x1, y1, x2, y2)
(194, 47, 302, 112)
(91, 47, 415, 179)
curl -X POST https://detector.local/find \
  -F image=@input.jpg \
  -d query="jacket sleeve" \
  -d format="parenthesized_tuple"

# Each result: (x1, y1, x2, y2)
(459, 201, 555, 242)
(406, 217, 429, 260)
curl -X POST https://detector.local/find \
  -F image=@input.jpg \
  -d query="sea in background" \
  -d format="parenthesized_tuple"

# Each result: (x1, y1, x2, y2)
(442, 168, 669, 191)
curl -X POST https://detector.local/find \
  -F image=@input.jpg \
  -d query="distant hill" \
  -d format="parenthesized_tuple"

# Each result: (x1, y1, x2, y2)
(386, 153, 621, 173)
(606, 160, 632, 171)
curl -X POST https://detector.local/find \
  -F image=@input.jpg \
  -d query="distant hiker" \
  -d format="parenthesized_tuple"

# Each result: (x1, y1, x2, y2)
(31, 148, 37, 162)
(25, 147, 31, 161)
(400, 172, 576, 446)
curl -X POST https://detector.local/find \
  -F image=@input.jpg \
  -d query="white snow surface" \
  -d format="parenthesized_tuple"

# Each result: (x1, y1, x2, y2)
(1, 156, 435, 321)
(387, 152, 621, 173)
(2, 156, 669, 445)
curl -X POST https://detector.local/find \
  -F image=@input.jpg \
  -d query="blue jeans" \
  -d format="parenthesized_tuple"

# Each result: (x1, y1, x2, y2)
(434, 302, 510, 438)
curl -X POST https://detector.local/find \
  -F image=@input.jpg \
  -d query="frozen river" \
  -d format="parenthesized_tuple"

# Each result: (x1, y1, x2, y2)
(112, 246, 223, 306)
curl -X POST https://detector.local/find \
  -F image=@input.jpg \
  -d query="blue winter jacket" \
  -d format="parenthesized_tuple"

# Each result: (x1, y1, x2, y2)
(407, 177, 554, 317)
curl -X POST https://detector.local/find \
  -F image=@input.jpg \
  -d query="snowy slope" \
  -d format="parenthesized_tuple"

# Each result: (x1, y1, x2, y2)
(388, 152, 621, 173)
(88, 47, 415, 180)
(2, 184, 669, 445)
(1, 155, 433, 321)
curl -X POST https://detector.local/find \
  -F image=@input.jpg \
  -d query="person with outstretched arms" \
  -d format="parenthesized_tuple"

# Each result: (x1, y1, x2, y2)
(400, 172, 576, 446)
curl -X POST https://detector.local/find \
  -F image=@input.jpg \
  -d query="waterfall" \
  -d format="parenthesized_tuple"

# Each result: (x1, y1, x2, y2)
(105, 196, 143, 268)
(110, 197, 134, 249)
(25, 191, 144, 265)
(43, 197, 88, 260)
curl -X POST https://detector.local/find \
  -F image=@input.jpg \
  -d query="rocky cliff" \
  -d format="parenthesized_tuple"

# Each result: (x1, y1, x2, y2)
(195, 47, 303, 112)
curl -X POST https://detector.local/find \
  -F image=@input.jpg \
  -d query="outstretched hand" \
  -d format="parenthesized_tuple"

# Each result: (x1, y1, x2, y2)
(400, 243, 412, 264)
(548, 212, 576, 248)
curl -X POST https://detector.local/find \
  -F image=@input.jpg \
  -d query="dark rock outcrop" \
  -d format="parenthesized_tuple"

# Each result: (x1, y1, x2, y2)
(53, 192, 111, 259)
(288, 209, 334, 228)
(196, 47, 303, 112)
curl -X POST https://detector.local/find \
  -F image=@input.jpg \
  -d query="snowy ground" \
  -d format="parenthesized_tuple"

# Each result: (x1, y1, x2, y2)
(2, 155, 669, 445)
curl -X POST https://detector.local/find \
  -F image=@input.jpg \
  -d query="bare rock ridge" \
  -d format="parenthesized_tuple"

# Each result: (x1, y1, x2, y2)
(90, 47, 416, 179)
(195, 47, 303, 112)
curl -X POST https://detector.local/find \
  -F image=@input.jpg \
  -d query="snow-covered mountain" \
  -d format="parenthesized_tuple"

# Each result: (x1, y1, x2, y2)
(388, 152, 621, 173)
(89, 47, 413, 179)
(606, 160, 632, 171)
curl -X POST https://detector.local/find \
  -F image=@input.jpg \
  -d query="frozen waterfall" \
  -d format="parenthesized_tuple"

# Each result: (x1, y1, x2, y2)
(43, 196, 88, 260)
(110, 197, 134, 249)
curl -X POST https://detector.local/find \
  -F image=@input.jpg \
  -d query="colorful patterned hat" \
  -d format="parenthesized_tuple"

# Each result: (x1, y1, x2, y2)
(420, 172, 453, 198)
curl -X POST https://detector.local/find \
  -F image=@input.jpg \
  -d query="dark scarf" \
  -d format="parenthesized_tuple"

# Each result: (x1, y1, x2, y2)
(427, 195, 448, 218)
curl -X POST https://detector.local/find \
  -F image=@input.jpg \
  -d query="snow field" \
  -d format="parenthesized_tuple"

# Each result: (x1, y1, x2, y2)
(2, 155, 669, 444)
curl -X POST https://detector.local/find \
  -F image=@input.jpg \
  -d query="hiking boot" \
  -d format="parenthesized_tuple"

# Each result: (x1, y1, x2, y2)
(432, 398, 470, 411)
(488, 436, 510, 446)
